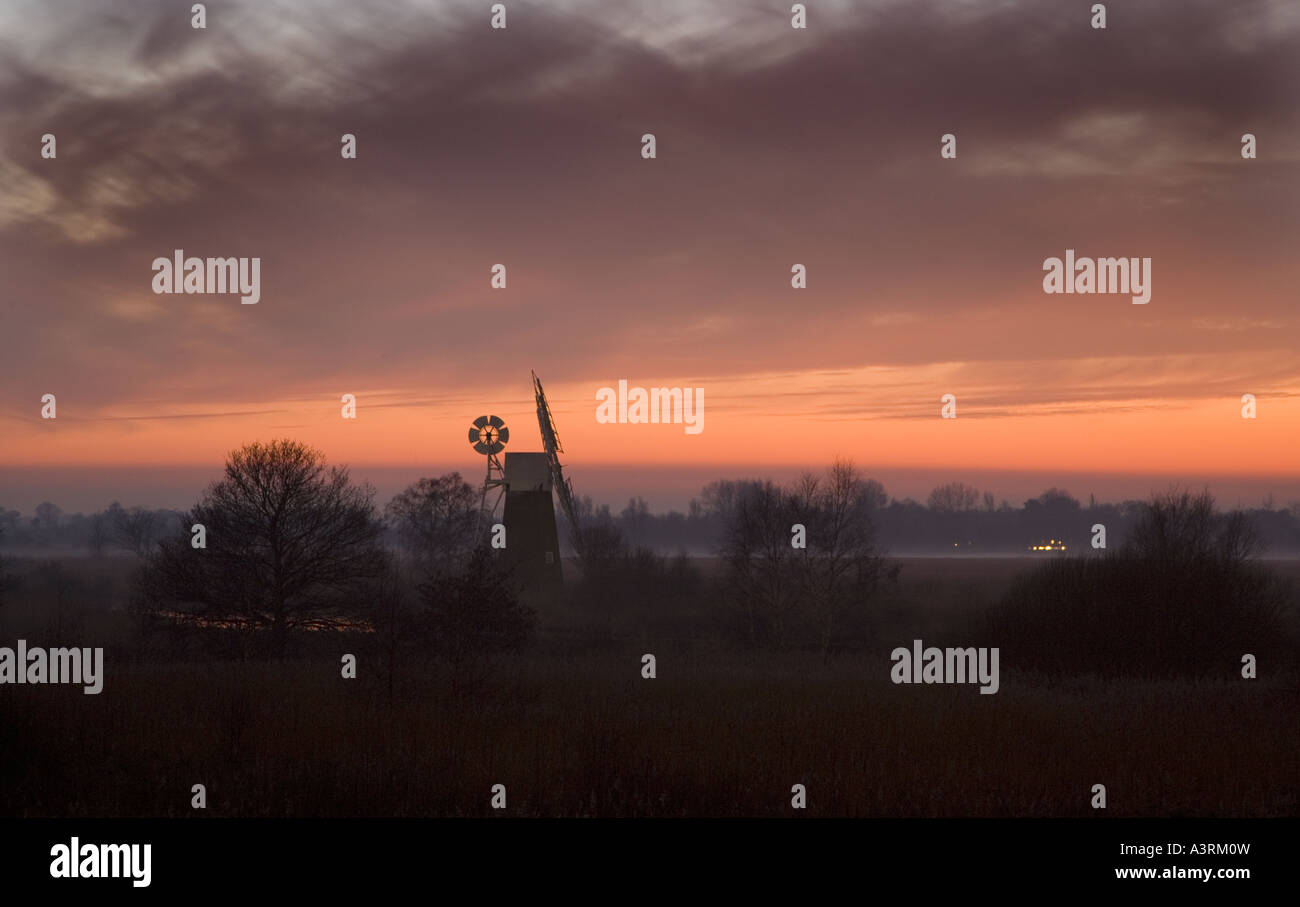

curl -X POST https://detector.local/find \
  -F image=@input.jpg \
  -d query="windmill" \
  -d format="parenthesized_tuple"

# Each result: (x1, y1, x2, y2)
(466, 374, 579, 591)
(532, 370, 584, 563)
(469, 414, 509, 538)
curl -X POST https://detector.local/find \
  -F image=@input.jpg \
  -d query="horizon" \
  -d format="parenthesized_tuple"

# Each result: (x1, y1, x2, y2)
(3, 457, 1298, 518)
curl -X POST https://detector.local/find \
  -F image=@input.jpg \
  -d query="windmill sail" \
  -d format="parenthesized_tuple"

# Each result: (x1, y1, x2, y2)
(532, 370, 584, 562)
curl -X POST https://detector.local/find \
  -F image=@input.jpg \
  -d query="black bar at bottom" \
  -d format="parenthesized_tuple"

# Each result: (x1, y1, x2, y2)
(0, 818, 1289, 894)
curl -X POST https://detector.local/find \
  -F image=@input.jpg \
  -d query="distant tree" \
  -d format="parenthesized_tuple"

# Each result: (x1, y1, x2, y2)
(87, 512, 110, 557)
(1127, 488, 1252, 564)
(700, 479, 764, 523)
(856, 477, 888, 513)
(0, 509, 26, 547)
(927, 481, 981, 513)
(563, 496, 613, 549)
(620, 496, 652, 545)
(34, 501, 62, 543)
(137, 440, 388, 653)
(1035, 487, 1081, 513)
(108, 502, 162, 557)
(578, 522, 624, 574)
(384, 473, 477, 576)
(574, 494, 614, 525)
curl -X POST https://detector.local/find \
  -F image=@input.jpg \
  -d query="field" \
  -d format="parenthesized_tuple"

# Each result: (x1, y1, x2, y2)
(1, 556, 1297, 817)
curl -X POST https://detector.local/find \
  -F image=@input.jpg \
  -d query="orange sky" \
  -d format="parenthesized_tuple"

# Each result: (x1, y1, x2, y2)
(8, 366, 1297, 476)
(1, 0, 1297, 512)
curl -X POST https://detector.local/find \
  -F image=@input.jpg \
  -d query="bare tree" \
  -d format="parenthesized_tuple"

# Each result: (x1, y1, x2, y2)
(801, 459, 897, 659)
(721, 462, 895, 653)
(137, 440, 387, 652)
(34, 501, 62, 544)
(721, 479, 800, 646)
(1128, 488, 1261, 565)
(927, 481, 981, 513)
(108, 502, 162, 557)
(700, 479, 764, 524)
(384, 473, 477, 576)
(87, 512, 110, 557)
(859, 477, 888, 513)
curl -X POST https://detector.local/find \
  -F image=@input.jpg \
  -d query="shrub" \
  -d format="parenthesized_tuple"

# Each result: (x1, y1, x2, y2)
(987, 490, 1294, 679)
(418, 547, 535, 693)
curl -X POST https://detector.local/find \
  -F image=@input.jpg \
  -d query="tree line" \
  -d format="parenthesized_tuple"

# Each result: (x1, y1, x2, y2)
(1, 440, 1291, 680)
(7, 478, 1300, 559)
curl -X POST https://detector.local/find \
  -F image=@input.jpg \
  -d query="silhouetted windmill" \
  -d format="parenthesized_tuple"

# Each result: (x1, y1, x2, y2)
(468, 376, 576, 591)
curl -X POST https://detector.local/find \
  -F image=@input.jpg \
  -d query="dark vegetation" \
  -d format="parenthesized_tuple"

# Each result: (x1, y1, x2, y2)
(8, 479, 1300, 557)
(1, 441, 1297, 817)
(989, 490, 1294, 678)
(136, 440, 387, 653)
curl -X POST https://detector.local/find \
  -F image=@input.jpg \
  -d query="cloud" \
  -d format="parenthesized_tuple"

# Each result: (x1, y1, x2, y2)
(0, 0, 1295, 475)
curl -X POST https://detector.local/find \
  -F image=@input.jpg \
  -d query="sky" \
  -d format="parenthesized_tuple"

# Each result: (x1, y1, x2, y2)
(1, 0, 1298, 515)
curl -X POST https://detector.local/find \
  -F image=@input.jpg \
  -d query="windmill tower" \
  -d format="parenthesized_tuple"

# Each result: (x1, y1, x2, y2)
(501, 449, 563, 590)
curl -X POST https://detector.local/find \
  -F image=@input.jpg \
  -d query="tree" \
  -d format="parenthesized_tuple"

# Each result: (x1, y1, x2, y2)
(700, 479, 764, 524)
(384, 473, 477, 576)
(1127, 488, 1252, 565)
(87, 512, 110, 557)
(797, 460, 897, 658)
(108, 502, 162, 557)
(721, 479, 799, 646)
(859, 478, 888, 513)
(927, 482, 981, 513)
(720, 461, 894, 652)
(137, 440, 387, 652)
(34, 501, 62, 543)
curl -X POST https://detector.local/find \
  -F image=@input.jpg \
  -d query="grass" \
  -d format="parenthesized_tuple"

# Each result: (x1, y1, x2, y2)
(1, 556, 1297, 817)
